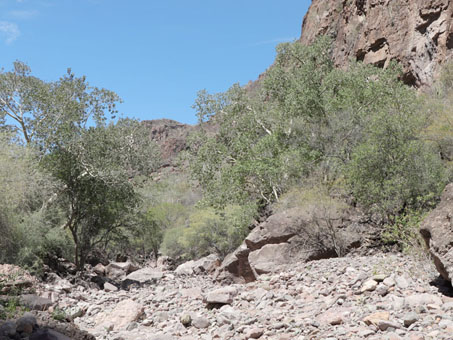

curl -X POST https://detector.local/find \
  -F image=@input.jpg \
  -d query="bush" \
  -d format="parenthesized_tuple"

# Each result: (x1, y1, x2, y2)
(161, 203, 256, 260)
(381, 210, 427, 253)
(347, 128, 446, 219)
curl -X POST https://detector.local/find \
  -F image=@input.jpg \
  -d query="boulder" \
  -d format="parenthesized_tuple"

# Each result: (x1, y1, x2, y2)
(214, 243, 256, 283)
(244, 211, 299, 251)
(175, 260, 196, 276)
(203, 287, 237, 308)
(248, 243, 292, 274)
(105, 262, 138, 280)
(121, 268, 163, 289)
(16, 313, 37, 335)
(95, 299, 144, 331)
(175, 254, 221, 276)
(216, 207, 364, 281)
(104, 282, 118, 292)
(420, 183, 453, 282)
(30, 329, 71, 340)
(93, 263, 106, 276)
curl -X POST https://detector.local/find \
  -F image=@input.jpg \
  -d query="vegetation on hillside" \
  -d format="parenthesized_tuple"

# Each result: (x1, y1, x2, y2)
(0, 37, 451, 271)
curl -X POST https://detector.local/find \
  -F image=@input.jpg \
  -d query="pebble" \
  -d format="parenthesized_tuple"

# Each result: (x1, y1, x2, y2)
(15, 253, 450, 340)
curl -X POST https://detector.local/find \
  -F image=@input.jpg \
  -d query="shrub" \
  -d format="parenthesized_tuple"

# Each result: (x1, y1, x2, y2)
(161, 203, 256, 260)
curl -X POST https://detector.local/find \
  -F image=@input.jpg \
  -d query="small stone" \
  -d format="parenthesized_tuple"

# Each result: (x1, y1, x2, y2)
(372, 274, 386, 282)
(408, 334, 424, 340)
(180, 314, 192, 327)
(376, 283, 389, 296)
(383, 277, 396, 287)
(358, 329, 375, 337)
(361, 279, 378, 293)
(403, 312, 418, 327)
(395, 276, 409, 289)
(126, 322, 138, 331)
(244, 327, 264, 339)
(317, 310, 344, 325)
(192, 316, 210, 329)
(104, 282, 118, 292)
(439, 319, 453, 329)
(363, 311, 390, 326)
(204, 287, 237, 306)
(377, 320, 401, 331)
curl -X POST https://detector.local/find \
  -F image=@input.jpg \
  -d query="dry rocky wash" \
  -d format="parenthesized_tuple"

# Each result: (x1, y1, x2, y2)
(300, 0, 453, 86)
(2, 253, 453, 340)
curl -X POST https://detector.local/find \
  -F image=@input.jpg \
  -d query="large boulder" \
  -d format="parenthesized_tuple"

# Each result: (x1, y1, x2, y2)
(420, 183, 453, 282)
(248, 243, 292, 275)
(175, 254, 221, 276)
(121, 268, 163, 289)
(214, 243, 256, 283)
(104, 262, 138, 281)
(216, 206, 364, 282)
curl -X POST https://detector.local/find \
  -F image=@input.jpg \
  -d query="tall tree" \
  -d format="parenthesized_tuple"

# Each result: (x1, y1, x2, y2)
(0, 62, 161, 269)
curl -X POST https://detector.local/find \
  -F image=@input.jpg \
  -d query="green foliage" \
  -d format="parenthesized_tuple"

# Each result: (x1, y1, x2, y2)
(273, 184, 347, 214)
(123, 173, 200, 260)
(0, 62, 161, 271)
(0, 296, 26, 320)
(161, 203, 256, 260)
(0, 131, 55, 265)
(382, 210, 427, 252)
(423, 61, 453, 176)
(51, 307, 68, 322)
(188, 37, 447, 221)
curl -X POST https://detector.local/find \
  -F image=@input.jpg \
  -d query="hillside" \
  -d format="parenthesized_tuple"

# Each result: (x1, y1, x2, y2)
(300, 0, 453, 87)
(1, 2, 453, 339)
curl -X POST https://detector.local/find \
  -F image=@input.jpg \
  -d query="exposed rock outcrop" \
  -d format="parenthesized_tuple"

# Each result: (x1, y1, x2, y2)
(300, 0, 453, 87)
(215, 207, 366, 283)
(143, 119, 195, 167)
(420, 183, 453, 282)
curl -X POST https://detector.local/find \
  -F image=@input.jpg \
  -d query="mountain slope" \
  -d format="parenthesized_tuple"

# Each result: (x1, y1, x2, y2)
(300, 0, 453, 87)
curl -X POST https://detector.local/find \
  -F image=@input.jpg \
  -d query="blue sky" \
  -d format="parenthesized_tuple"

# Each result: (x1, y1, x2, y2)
(0, 0, 311, 124)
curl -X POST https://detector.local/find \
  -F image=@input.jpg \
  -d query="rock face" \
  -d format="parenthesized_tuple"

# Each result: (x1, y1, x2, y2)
(300, 0, 453, 87)
(142, 119, 195, 167)
(216, 207, 365, 282)
(420, 183, 453, 282)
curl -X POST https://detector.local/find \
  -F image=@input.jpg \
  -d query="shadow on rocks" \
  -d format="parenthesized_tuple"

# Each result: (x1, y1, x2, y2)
(430, 275, 453, 297)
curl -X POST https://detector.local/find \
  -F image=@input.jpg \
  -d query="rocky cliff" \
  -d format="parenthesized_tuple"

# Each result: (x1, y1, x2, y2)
(142, 119, 194, 168)
(300, 0, 453, 87)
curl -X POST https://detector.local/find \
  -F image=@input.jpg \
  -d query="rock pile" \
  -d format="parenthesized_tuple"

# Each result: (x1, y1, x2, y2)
(44, 253, 452, 340)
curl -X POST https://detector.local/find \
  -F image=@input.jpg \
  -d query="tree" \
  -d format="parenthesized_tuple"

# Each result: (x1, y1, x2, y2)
(0, 61, 120, 150)
(0, 61, 161, 270)
(187, 37, 446, 220)
(42, 120, 160, 269)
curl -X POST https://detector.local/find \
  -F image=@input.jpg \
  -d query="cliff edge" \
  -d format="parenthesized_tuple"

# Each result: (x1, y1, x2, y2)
(300, 0, 453, 86)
